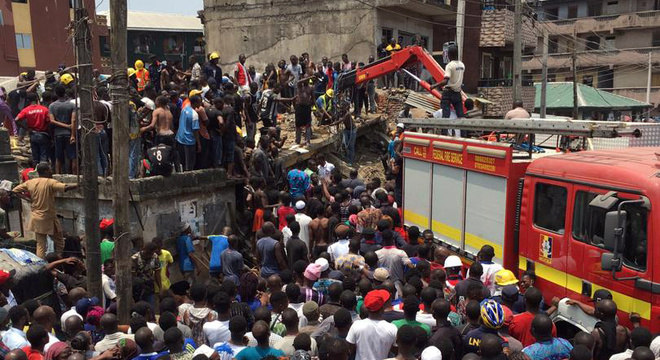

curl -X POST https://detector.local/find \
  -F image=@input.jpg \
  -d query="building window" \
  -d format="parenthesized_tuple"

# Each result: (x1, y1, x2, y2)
(583, 75, 593, 87)
(99, 36, 110, 57)
(382, 28, 393, 42)
(15, 33, 32, 49)
(533, 183, 567, 234)
(163, 35, 184, 55)
(604, 36, 616, 51)
(568, 5, 578, 18)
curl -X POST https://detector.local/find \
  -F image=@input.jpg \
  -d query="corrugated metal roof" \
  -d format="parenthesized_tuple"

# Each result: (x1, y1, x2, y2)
(534, 82, 651, 110)
(98, 10, 203, 33)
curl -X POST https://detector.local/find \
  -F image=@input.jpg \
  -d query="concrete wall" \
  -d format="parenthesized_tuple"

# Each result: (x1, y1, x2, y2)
(615, 29, 653, 48)
(478, 86, 536, 117)
(376, 9, 434, 51)
(202, 0, 377, 70)
(613, 66, 649, 88)
(27, 169, 237, 242)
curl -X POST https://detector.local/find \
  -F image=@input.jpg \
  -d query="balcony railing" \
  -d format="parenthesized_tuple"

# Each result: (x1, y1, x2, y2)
(542, 10, 660, 36)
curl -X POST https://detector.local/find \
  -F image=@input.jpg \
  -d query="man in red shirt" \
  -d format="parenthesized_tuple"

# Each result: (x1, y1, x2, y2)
(509, 286, 557, 347)
(15, 93, 51, 164)
(22, 324, 49, 360)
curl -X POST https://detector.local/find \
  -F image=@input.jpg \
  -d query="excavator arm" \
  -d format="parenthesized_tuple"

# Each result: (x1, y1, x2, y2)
(335, 45, 447, 99)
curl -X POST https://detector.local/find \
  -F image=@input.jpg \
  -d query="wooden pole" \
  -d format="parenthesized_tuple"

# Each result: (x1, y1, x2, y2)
(109, 0, 132, 324)
(456, 0, 466, 61)
(74, 0, 101, 299)
(572, 27, 579, 119)
(513, 0, 522, 102)
(646, 51, 652, 105)
(540, 29, 548, 118)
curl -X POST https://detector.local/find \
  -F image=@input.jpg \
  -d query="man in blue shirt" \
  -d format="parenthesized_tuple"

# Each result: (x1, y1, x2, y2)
(235, 321, 284, 360)
(176, 223, 198, 283)
(175, 94, 201, 171)
(287, 165, 310, 200)
(522, 314, 573, 360)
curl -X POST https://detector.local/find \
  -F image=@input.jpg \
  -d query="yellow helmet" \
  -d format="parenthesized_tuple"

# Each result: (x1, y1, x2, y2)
(325, 89, 334, 98)
(127, 67, 136, 77)
(209, 52, 220, 60)
(189, 89, 203, 98)
(134, 60, 144, 70)
(60, 73, 74, 85)
(20, 72, 27, 77)
(494, 269, 519, 286)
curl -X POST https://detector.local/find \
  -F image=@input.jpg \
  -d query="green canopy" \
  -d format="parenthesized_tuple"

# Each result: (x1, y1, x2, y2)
(534, 82, 651, 110)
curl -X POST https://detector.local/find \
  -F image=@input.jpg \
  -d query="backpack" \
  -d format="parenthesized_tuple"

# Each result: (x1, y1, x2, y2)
(183, 308, 216, 346)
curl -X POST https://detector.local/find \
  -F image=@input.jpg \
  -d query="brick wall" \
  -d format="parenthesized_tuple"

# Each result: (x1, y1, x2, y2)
(478, 86, 536, 117)
(480, 9, 537, 49)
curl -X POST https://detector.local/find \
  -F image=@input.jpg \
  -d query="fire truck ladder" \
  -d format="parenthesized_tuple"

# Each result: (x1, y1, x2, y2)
(399, 118, 651, 138)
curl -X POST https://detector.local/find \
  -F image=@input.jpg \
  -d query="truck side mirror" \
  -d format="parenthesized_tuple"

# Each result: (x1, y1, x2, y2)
(601, 253, 622, 272)
(603, 210, 626, 252)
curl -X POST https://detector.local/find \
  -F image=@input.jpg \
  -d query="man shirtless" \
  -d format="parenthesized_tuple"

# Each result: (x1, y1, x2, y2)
(142, 95, 174, 146)
(294, 76, 315, 146)
(309, 206, 331, 259)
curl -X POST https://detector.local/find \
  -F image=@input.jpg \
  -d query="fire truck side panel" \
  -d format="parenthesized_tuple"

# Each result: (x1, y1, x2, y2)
(431, 164, 465, 252)
(402, 158, 433, 231)
(464, 172, 506, 264)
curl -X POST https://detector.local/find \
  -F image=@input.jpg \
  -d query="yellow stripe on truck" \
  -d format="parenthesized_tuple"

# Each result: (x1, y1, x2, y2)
(519, 256, 651, 320)
(405, 209, 503, 260)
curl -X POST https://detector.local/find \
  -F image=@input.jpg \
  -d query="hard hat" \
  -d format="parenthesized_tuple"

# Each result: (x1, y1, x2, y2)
(189, 89, 202, 98)
(444, 255, 462, 268)
(480, 299, 505, 329)
(20, 72, 27, 77)
(209, 52, 220, 60)
(325, 89, 334, 98)
(60, 73, 74, 85)
(127, 67, 136, 77)
(494, 269, 519, 286)
(134, 59, 144, 69)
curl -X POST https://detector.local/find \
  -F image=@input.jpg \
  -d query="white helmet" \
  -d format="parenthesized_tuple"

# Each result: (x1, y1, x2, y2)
(444, 255, 462, 268)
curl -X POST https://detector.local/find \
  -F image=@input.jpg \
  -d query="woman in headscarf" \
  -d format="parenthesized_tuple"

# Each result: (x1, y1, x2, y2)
(44, 342, 71, 360)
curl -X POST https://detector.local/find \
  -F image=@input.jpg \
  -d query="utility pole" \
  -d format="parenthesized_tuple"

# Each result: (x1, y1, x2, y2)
(109, 0, 132, 324)
(572, 27, 579, 119)
(73, 0, 101, 300)
(456, 0, 466, 61)
(647, 51, 652, 104)
(513, 0, 522, 102)
(540, 28, 548, 118)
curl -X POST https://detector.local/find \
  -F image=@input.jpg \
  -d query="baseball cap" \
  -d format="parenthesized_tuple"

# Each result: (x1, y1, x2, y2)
(0, 269, 16, 286)
(193, 345, 216, 358)
(76, 297, 99, 317)
(364, 289, 390, 312)
(99, 218, 114, 231)
(302, 301, 319, 317)
(373, 268, 390, 282)
(501, 285, 519, 302)
(591, 289, 613, 302)
(304, 263, 321, 281)
(314, 258, 329, 272)
(295, 200, 306, 210)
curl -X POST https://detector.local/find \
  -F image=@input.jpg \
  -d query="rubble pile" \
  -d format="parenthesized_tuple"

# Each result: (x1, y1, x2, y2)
(11, 139, 32, 169)
(376, 88, 408, 124)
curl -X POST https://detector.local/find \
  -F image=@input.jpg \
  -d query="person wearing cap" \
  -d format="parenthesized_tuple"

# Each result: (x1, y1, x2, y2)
(311, 258, 340, 299)
(346, 289, 397, 360)
(491, 269, 519, 301)
(204, 52, 223, 86)
(175, 94, 202, 171)
(99, 218, 115, 264)
(443, 255, 463, 290)
(469, 245, 503, 296)
(313, 88, 333, 125)
(565, 289, 613, 318)
(12, 163, 77, 258)
(134, 60, 150, 93)
(463, 300, 509, 355)
(294, 200, 312, 250)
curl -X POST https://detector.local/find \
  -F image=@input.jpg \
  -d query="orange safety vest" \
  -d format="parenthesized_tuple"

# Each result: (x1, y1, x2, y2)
(135, 69, 149, 92)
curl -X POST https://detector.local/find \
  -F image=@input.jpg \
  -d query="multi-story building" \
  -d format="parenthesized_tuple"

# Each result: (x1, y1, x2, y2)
(524, 0, 660, 113)
(0, 0, 107, 76)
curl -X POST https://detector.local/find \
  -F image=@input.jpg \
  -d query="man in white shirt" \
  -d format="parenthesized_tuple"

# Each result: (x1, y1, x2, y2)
(95, 313, 134, 352)
(432, 45, 465, 119)
(213, 315, 248, 358)
(101, 259, 116, 309)
(469, 245, 502, 295)
(203, 292, 231, 346)
(316, 155, 335, 183)
(327, 225, 351, 263)
(3, 305, 29, 349)
(60, 287, 87, 332)
(346, 289, 397, 360)
(294, 201, 313, 250)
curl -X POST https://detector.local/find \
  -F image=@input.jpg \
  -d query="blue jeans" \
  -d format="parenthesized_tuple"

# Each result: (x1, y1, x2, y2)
(129, 137, 142, 179)
(343, 128, 357, 165)
(441, 89, 464, 118)
(30, 132, 51, 164)
(97, 130, 109, 176)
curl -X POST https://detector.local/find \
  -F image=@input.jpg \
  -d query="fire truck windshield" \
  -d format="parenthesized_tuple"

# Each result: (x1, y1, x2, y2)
(573, 191, 648, 271)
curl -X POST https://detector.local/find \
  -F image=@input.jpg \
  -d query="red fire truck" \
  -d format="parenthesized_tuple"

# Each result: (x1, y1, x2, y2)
(401, 130, 660, 331)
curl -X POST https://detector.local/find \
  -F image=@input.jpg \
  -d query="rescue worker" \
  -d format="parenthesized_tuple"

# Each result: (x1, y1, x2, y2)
(314, 89, 333, 125)
(127, 68, 138, 91)
(444, 255, 463, 291)
(59, 73, 75, 89)
(204, 52, 223, 85)
(134, 60, 150, 94)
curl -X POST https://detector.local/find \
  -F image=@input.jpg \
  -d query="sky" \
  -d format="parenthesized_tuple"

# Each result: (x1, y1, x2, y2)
(95, 0, 203, 16)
